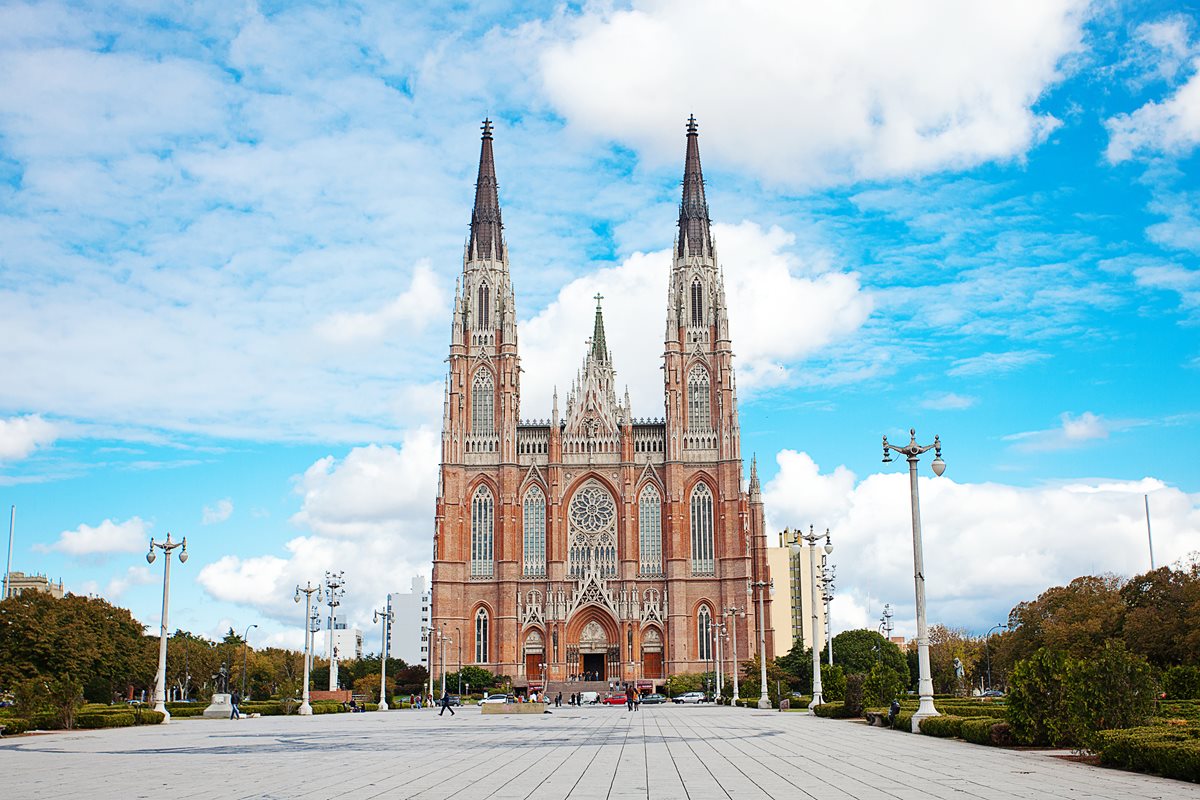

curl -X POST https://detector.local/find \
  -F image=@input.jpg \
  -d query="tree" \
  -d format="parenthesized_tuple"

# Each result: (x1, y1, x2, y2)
(830, 629, 908, 682)
(0, 592, 155, 702)
(1001, 575, 1125, 664)
(1120, 564, 1200, 666)
(353, 673, 393, 702)
(861, 663, 904, 708)
(927, 625, 984, 695)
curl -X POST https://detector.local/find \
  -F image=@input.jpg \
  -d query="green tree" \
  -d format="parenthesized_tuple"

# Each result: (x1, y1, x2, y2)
(0, 592, 155, 702)
(820, 663, 846, 701)
(830, 629, 908, 682)
(861, 663, 904, 708)
(1001, 575, 1125, 664)
(1120, 564, 1200, 666)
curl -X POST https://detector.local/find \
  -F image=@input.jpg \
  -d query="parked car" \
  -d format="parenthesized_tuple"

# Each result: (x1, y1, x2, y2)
(640, 694, 667, 705)
(673, 691, 705, 704)
(602, 694, 628, 706)
(980, 689, 1005, 698)
(445, 694, 462, 706)
(479, 694, 512, 705)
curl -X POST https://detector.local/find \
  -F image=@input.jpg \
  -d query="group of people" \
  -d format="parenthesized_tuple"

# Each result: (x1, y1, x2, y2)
(567, 672, 601, 682)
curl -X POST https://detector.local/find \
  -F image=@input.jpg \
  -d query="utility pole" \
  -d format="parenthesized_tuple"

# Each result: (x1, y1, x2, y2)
(4, 505, 14, 601)
(324, 571, 345, 691)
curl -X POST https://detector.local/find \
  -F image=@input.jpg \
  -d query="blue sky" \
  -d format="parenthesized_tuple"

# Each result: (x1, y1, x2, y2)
(1, 0, 1198, 650)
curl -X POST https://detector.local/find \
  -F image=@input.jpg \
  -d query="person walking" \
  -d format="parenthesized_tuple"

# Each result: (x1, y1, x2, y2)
(230, 690, 241, 720)
(555, 692, 562, 708)
(439, 692, 455, 717)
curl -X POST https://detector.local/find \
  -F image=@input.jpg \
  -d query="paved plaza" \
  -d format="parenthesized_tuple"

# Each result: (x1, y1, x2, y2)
(2, 705, 1194, 800)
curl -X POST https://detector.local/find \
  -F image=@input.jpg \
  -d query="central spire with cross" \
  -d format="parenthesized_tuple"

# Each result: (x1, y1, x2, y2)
(591, 293, 608, 363)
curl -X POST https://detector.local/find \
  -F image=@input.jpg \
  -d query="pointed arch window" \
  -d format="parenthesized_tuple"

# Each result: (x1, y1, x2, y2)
(523, 486, 546, 578)
(690, 279, 704, 327)
(477, 282, 491, 330)
(470, 486, 494, 578)
(471, 370, 494, 436)
(475, 608, 489, 663)
(638, 484, 663, 577)
(687, 366, 711, 431)
(690, 483, 714, 575)
(698, 604, 713, 662)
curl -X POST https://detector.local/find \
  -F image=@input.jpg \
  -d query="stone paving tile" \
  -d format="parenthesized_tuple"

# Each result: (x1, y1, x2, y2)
(2, 705, 1198, 800)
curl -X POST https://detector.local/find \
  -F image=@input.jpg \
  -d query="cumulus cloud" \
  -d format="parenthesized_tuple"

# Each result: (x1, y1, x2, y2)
(103, 565, 156, 600)
(542, 0, 1090, 185)
(920, 392, 977, 411)
(1106, 59, 1200, 163)
(0, 414, 58, 460)
(201, 498, 234, 525)
(520, 221, 871, 416)
(197, 431, 438, 628)
(37, 517, 149, 557)
(763, 451, 1200, 635)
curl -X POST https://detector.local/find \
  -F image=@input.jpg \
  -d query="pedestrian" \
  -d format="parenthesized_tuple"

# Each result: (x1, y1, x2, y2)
(439, 692, 455, 717)
(556, 692, 562, 708)
(230, 690, 241, 720)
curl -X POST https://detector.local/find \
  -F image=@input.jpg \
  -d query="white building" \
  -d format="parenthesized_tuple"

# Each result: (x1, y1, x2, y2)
(389, 575, 431, 667)
(326, 623, 363, 662)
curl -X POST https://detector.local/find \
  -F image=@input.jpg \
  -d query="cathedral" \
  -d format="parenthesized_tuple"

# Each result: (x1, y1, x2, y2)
(430, 117, 773, 692)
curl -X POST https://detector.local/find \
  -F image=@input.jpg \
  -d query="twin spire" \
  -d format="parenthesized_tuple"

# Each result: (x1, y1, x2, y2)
(469, 117, 504, 262)
(678, 114, 713, 258)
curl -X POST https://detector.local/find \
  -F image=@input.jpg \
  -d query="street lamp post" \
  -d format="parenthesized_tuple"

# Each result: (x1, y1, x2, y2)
(883, 428, 946, 730)
(422, 625, 433, 701)
(374, 596, 394, 710)
(723, 606, 744, 703)
(438, 626, 452, 699)
(146, 532, 187, 722)
(788, 526, 832, 710)
(747, 579, 774, 708)
(324, 571, 345, 691)
(709, 620, 725, 703)
(241, 624, 258, 699)
(294, 582, 320, 715)
(456, 626, 462, 695)
(822, 558, 836, 666)
(984, 623, 1005, 692)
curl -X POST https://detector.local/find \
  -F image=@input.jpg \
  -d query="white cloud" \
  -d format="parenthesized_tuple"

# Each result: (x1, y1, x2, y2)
(201, 498, 234, 525)
(314, 261, 446, 345)
(1004, 411, 1112, 452)
(0, 414, 58, 460)
(520, 221, 871, 416)
(763, 451, 1200, 635)
(197, 431, 438, 629)
(37, 517, 149, 557)
(1133, 261, 1200, 310)
(947, 350, 1050, 377)
(542, 0, 1089, 185)
(920, 392, 977, 411)
(1106, 58, 1200, 163)
(104, 565, 156, 600)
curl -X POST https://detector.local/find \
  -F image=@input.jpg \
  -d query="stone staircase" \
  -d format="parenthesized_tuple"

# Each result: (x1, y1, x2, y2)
(544, 680, 611, 698)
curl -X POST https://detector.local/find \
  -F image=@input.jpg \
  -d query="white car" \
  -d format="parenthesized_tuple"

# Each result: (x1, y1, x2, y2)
(673, 691, 705, 704)
(479, 694, 512, 705)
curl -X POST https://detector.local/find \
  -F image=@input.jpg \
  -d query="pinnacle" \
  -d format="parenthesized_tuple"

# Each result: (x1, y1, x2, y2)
(678, 115, 712, 258)
(590, 293, 609, 363)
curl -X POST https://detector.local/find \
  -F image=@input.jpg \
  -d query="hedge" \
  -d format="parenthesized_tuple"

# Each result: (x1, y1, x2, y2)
(892, 711, 914, 731)
(77, 712, 135, 729)
(813, 703, 858, 719)
(919, 715, 966, 738)
(0, 718, 30, 736)
(1095, 725, 1200, 782)
(166, 705, 205, 718)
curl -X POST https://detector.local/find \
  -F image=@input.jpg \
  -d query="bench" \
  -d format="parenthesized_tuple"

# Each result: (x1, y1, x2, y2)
(864, 711, 890, 727)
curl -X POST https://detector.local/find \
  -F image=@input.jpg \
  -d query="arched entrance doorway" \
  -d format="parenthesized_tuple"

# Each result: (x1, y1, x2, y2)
(579, 620, 608, 680)
(641, 627, 663, 679)
(523, 629, 545, 687)
(566, 613, 619, 681)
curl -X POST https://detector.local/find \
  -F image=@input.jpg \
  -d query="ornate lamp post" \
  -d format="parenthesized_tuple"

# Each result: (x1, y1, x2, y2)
(787, 526, 832, 710)
(241, 624, 258, 699)
(883, 428, 946, 730)
(294, 582, 320, 715)
(722, 605, 744, 703)
(146, 532, 187, 722)
(437, 625, 452, 699)
(374, 596, 394, 710)
(747, 578, 774, 708)
(984, 623, 1005, 692)
(709, 619, 726, 703)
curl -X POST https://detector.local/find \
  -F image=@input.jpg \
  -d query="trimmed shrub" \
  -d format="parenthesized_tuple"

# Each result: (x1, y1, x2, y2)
(77, 712, 135, 729)
(959, 718, 994, 745)
(167, 705, 205, 718)
(821, 664, 846, 702)
(936, 703, 1007, 719)
(0, 718, 31, 736)
(989, 722, 1016, 746)
(135, 710, 165, 725)
(813, 703, 856, 719)
(29, 713, 65, 731)
(919, 714, 966, 738)
(1095, 725, 1200, 782)
(862, 664, 904, 710)
(892, 711, 914, 731)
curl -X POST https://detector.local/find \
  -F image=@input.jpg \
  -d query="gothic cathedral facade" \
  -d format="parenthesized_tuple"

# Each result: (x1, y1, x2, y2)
(431, 118, 773, 690)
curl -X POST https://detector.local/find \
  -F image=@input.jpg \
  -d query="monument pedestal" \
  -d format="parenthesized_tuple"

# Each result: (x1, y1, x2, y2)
(204, 693, 233, 719)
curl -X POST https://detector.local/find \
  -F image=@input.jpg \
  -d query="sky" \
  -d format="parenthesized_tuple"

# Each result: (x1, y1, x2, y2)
(1, 0, 1199, 654)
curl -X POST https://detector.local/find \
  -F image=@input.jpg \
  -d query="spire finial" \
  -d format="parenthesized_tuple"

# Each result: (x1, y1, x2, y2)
(468, 120, 503, 261)
(590, 294, 609, 363)
(678, 115, 711, 258)
(481, 117, 493, 140)
(686, 114, 698, 135)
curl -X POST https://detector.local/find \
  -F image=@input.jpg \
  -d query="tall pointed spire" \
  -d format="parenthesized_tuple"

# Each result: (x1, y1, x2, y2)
(749, 453, 761, 498)
(469, 118, 504, 261)
(590, 293, 609, 363)
(678, 114, 712, 258)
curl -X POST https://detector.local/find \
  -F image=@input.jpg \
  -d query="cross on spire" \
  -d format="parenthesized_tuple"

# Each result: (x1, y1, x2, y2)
(594, 292, 604, 306)
(481, 117, 493, 140)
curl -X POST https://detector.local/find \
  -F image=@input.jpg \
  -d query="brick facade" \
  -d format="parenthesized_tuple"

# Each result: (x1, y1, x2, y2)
(431, 117, 773, 688)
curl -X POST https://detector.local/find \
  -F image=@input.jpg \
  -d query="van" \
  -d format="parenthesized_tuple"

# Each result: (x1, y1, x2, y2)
(579, 691, 600, 704)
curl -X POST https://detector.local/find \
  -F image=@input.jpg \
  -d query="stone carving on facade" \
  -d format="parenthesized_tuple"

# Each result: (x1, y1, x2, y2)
(640, 588, 665, 625)
(520, 590, 544, 626)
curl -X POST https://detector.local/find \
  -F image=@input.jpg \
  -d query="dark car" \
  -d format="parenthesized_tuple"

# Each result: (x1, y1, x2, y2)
(445, 694, 463, 706)
(640, 693, 667, 705)
(980, 690, 1005, 698)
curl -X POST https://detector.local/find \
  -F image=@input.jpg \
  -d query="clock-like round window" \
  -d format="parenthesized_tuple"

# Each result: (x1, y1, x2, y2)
(569, 484, 616, 535)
